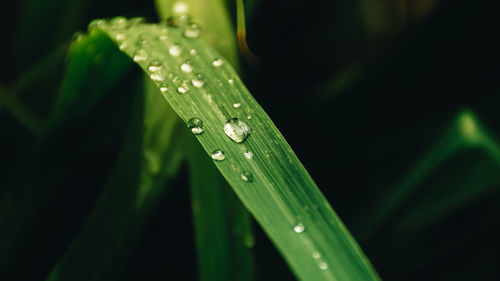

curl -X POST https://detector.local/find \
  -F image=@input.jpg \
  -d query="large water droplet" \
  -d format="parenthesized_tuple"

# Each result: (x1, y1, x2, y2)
(223, 118, 251, 143)
(183, 23, 201, 39)
(180, 60, 194, 73)
(169, 44, 182, 57)
(240, 171, 253, 182)
(293, 222, 305, 233)
(133, 49, 148, 62)
(148, 60, 162, 72)
(211, 149, 226, 161)
(187, 118, 204, 135)
(212, 58, 224, 67)
(244, 151, 253, 160)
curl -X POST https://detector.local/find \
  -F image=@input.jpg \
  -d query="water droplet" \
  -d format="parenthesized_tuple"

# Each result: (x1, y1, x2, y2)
(129, 17, 145, 26)
(312, 252, 321, 259)
(240, 171, 253, 182)
(233, 103, 241, 108)
(159, 85, 168, 93)
(148, 60, 162, 72)
(180, 61, 193, 73)
(115, 33, 126, 42)
(183, 23, 201, 38)
(136, 34, 147, 46)
(223, 118, 251, 143)
(158, 34, 168, 41)
(212, 58, 224, 67)
(150, 72, 166, 82)
(110, 17, 128, 29)
(244, 151, 253, 160)
(293, 222, 305, 233)
(177, 85, 189, 94)
(88, 19, 106, 31)
(187, 118, 204, 135)
(169, 44, 182, 57)
(247, 115, 252, 120)
(228, 79, 234, 85)
(173, 1, 189, 14)
(211, 149, 226, 161)
(191, 75, 205, 88)
(190, 49, 197, 55)
(133, 49, 148, 62)
(319, 262, 328, 270)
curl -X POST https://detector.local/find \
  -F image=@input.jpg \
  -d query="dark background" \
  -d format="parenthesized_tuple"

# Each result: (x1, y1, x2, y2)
(1, 0, 499, 280)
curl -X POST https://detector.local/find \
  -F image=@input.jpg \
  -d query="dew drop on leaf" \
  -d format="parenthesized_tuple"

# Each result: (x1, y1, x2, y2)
(150, 72, 166, 82)
(187, 118, 204, 135)
(180, 60, 194, 73)
(133, 49, 148, 62)
(211, 149, 226, 161)
(244, 151, 253, 160)
(212, 58, 224, 67)
(293, 222, 305, 233)
(319, 262, 328, 270)
(169, 44, 182, 57)
(148, 60, 162, 72)
(183, 23, 201, 39)
(191, 75, 205, 88)
(110, 17, 128, 29)
(233, 103, 241, 108)
(223, 118, 251, 143)
(240, 171, 253, 182)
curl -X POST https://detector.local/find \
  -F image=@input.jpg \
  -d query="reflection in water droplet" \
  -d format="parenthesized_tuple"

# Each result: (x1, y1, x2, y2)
(319, 262, 328, 270)
(244, 151, 253, 160)
(133, 49, 148, 62)
(293, 222, 305, 233)
(187, 118, 204, 135)
(169, 44, 182, 57)
(240, 171, 253, 182)
(148, 60, 162, 72)
(223, 118, 251, 143)
(180, 61, 193, 73)
(212, 58, 224, 67)
(233, 103, 241, 108)
(211, 149, 226, 161)
(183, 23, 201, 39)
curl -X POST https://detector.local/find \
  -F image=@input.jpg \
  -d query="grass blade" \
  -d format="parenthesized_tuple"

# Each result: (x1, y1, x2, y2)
(96, 18, 380, 281)
(187, 135, 254, 281)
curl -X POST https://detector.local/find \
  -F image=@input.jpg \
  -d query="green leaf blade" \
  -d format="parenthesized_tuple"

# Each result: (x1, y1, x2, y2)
(99, 19, 380, 281)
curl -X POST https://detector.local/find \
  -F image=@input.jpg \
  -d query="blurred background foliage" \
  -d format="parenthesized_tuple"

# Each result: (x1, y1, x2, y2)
(1, 0, 499, 280)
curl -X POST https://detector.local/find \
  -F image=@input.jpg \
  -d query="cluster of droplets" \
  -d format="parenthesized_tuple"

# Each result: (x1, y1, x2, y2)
(293, 223, 330, 271)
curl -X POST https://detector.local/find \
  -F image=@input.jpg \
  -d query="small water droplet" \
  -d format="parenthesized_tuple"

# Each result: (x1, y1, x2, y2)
(88, 19, 106, 31)
(223, 118, 251, 143)
(187, 118, 204, 135)
(119, 42, 128, 50)
(129, 17, 145, 26)
(133, 49, 148, 62)
(233, 103, 241, 108)
(293, 222, 305, 233)
(191, 75, 205, 88)
(183, 23, 201, 39)
(247, 115, 252, 120)
(312, 252, 321, 259)
(212, 58, 224, 67)
(136, 34, 148, 46)
(158, 34, 168, 41)
(177, 85, 189, 94)
(190, 49, 197, 55)
(148, 60, 162, 72)
(228, 79, 234, 85)
(150, 72, 166, 82)
(211, 149, 226, 161)
(110, 17, 128, 29)
(160, 86, 168, 93)
(169, 44, 182, 57)
(319, 262, 328, 270)
(244, 151, 253, 160)
(115, 33, 126, 42)
(180, 60, 194, 73)
(240, 171, 253, 182)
